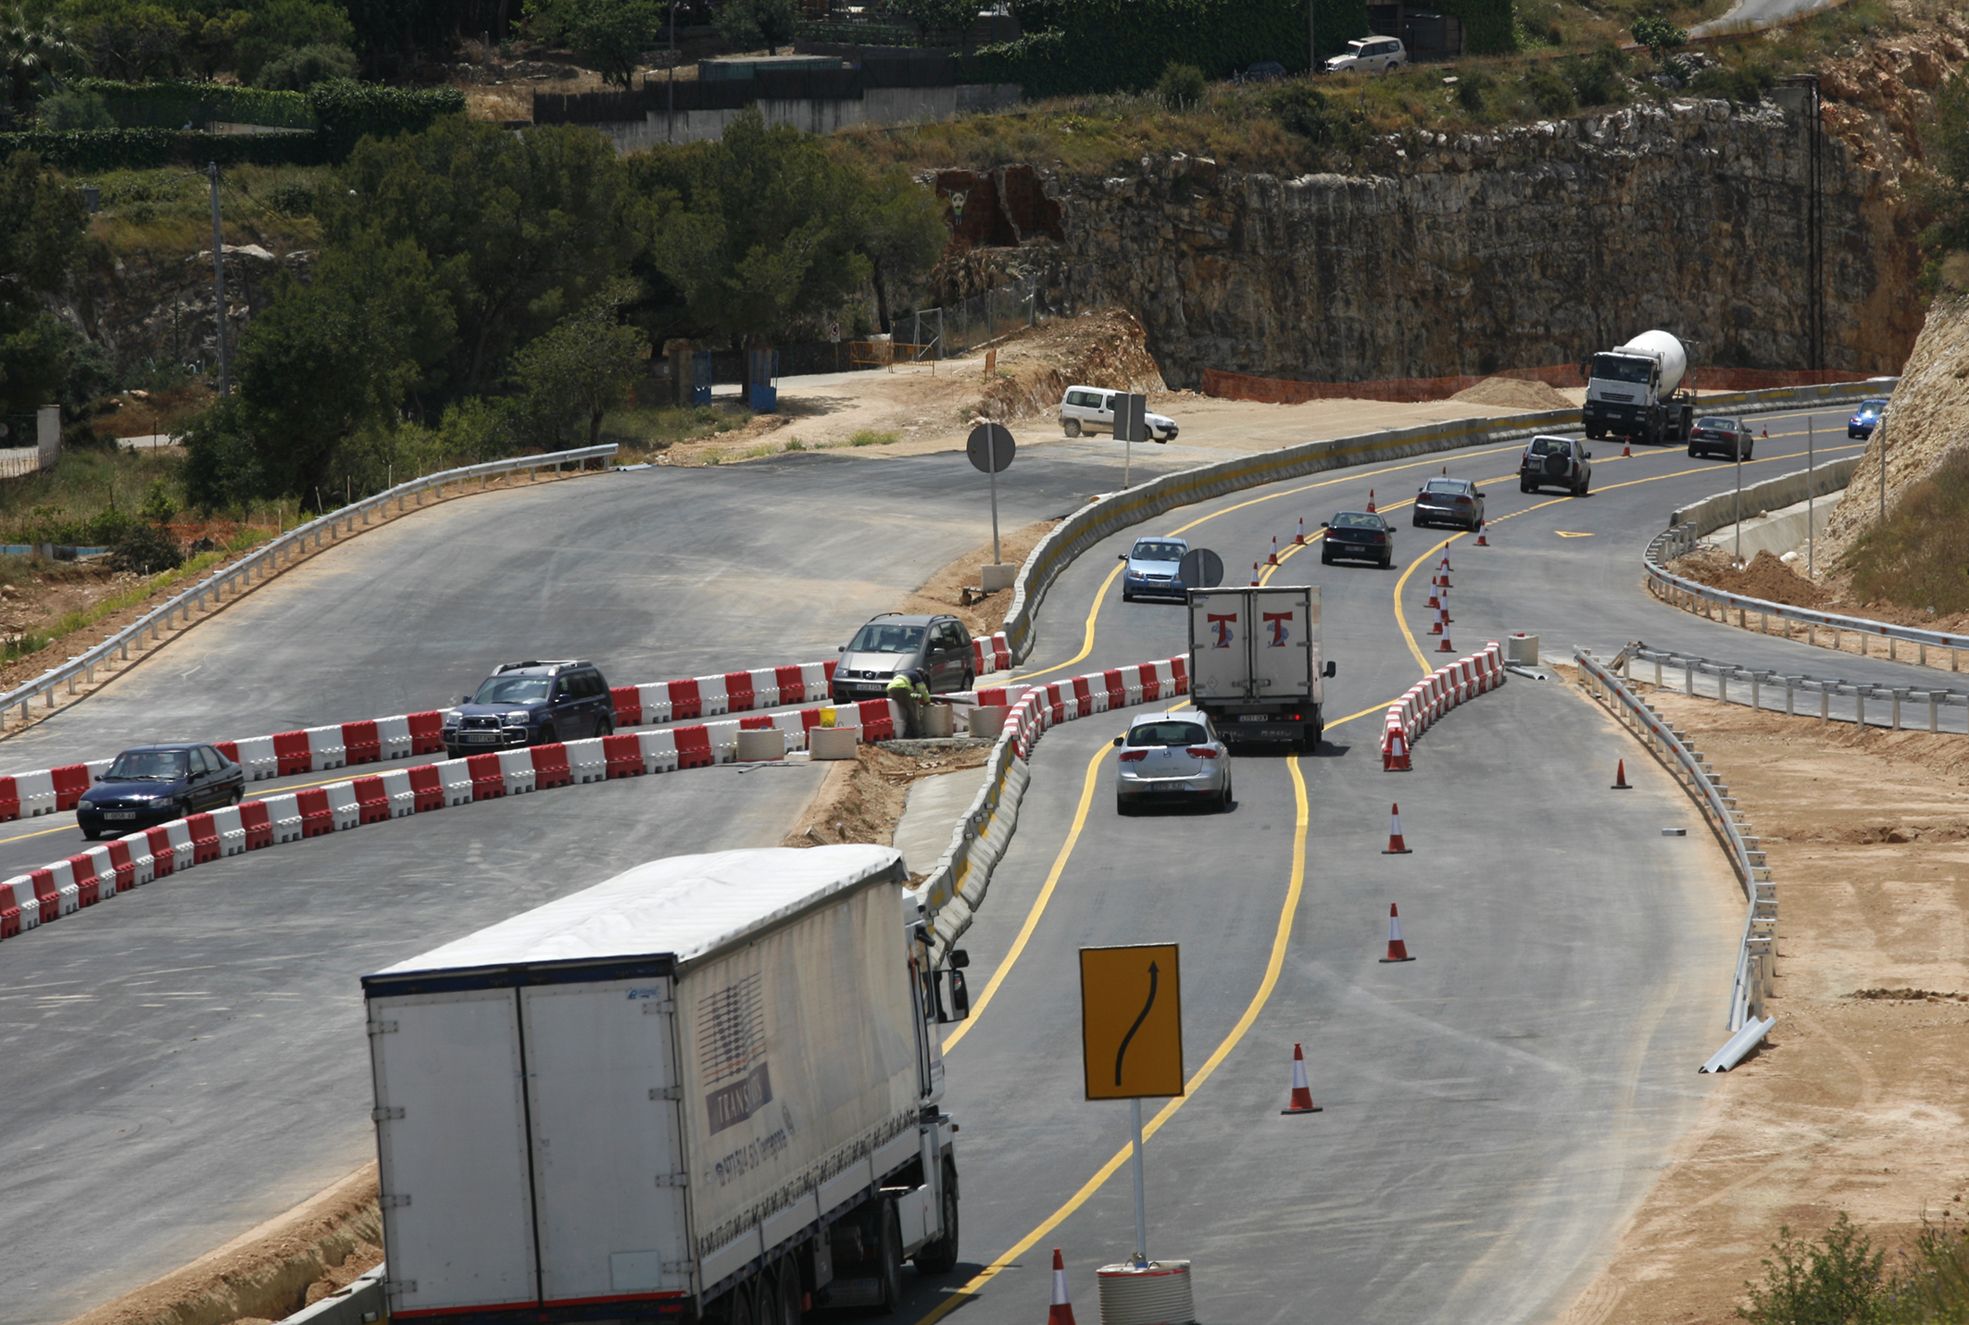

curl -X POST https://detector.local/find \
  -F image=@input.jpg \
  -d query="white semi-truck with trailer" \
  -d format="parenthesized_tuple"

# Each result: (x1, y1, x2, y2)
(1187, 584, 1334, 751)
(361, 845, 969, 1325)
(1582, 329, 1696, 446)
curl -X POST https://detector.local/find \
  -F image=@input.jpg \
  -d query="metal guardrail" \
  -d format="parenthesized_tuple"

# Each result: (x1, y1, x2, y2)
(1623, 645, 1969, 732)
(1575, 648, 1777, 1058)
(1001, 380, 1889, 668)
(0, 445, 616, 729)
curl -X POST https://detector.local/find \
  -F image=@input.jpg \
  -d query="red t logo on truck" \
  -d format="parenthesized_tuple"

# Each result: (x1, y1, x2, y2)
(1262, 611, 1292, 646)
(1206, 613, 1237, 647)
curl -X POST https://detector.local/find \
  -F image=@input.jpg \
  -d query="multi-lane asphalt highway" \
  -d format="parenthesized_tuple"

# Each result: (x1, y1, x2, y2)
(1, 405, 1934, 1325)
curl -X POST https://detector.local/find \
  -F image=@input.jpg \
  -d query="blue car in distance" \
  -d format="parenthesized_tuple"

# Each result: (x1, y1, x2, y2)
(1119, 536, 1190, 602)
(1848, 397, 1888, 439)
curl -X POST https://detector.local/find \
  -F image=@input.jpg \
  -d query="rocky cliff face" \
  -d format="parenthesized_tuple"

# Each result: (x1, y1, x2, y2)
(957, 92, 1936, 388)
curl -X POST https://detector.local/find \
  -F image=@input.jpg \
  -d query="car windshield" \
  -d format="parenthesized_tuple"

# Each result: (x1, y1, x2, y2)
(1591, 354, 1653, 384)
(1331, 512, 1380, 529)
(1131, 541, 1185, 562)
(1127, 721, 1208, 747)
(1860, 399, 1887, 413)
(473, 677, 550, 705)
(1697, 417, 1740, 431)
(848, 623, 926, 654)
(106, 750, 188, 780)
(1423, 479, 1468, 495)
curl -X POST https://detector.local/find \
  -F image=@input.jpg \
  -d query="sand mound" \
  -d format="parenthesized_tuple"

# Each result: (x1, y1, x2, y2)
(974, 307, 1164, 423)
(1450, 377, 1572, 411)
(1670, 547, 1832, 607)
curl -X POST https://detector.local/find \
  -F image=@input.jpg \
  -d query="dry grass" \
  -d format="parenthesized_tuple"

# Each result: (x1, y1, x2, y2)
(1845, 450, 1969, 615)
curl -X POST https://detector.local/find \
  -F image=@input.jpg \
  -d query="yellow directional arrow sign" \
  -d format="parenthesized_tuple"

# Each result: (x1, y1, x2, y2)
(1554, 530, 1596, 538)
(1080, 944, 1184, 1100)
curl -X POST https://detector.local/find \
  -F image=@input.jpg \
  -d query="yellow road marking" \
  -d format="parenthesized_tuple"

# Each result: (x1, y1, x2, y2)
(913, 750, 1315, 1325)
(1554, 531, 1595, 538)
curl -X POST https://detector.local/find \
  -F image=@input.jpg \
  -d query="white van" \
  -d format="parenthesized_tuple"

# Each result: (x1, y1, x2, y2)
(1323, 36, 1407, 74)
(1059, 385, 1179, 442)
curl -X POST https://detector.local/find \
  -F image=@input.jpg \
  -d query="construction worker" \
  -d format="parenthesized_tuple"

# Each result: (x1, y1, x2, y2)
(886, 667, 933, 738)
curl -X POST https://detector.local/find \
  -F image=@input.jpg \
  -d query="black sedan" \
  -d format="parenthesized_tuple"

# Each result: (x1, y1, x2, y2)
(1319, 511, 1394, 568)
(77, 743, 245, 840)
(1688, 416, 1753, 461)
(1412, 477, 1485, 531)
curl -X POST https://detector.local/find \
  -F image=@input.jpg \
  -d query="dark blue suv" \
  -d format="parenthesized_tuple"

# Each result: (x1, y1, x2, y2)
(442, 660, 614, 760)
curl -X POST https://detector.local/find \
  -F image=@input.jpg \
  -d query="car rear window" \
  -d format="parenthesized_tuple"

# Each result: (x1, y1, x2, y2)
(1423, 479, 1467, 495)
(1331, 512, 1380, 529)
(1696, 417, 1740, 430)
(1127, 721, 1208, 747)
(1528, 437, 1568, 456)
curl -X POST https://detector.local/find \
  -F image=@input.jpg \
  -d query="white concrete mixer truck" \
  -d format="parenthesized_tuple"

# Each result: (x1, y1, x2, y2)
(1582, 330, 1697, 447)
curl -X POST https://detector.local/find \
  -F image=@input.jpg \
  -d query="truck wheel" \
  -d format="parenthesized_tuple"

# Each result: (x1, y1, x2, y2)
(875, 1200, 903, 1314)
(751, 1272, 778, 1325)
(913, 1159, 961, 1274)
(771, 1258, 802, 1325)
(719, 1283, 753, 1325)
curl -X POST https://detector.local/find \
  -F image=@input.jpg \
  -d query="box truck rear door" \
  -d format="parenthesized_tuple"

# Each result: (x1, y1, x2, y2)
(368, 988, 540, 1316)
(1247, 591, 1313, 702)
(520, 977, 691, 1310)
(1187, 589, 1251, 701)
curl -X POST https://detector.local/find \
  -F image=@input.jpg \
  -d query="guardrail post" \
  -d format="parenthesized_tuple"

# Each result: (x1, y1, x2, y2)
(1928, 693, 1939, 733)
(1718, 670, 1728, 705)
(1856, 690, 1866, 728)
(1919, 642, 1928, 667)
(1784, 677, 1794, 715)
(1807, 623, 1816, 648)
(1891, 689, 1904, 730)
(1685, 659, 1695, 696)
(1820, 689, 1829, 723)
(1654, 655, 1664, 687)
(1888, 635, 1897, 662)
(1750, 673, 1760, 712)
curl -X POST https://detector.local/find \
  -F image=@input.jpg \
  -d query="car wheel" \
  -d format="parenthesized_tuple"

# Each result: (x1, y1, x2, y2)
(1520, 480, 1534, 494)
(1743, 445, 1753, 461)
(80, 825, 100, 841)
(1116, 795, 1133, 816)
(1410, 515, 1422, 528)
(596, 715, 614, 739)
(1319, 549, 1334, 565)
(230, 788, 243, 807)
(1063, 419, 1081, 437)
(538, 723, 558, 745)
(1688, 444, 1700, 457)
(960, 669, 975, 692)
(1379, 552, 1392, 569)
(1122, 590, 1134, 602)
(1218, 781, 1233, 812)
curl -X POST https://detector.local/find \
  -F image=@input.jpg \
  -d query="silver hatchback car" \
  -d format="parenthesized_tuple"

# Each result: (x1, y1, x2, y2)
(1113, 711, 1233, 813)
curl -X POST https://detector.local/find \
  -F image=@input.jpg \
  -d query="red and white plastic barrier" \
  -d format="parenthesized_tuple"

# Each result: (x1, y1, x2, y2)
(0, 697, 903, 945)
(968, 656, 1189, 762)
(1381, 641, 1505, 771)
(0, 635, 1023, 825)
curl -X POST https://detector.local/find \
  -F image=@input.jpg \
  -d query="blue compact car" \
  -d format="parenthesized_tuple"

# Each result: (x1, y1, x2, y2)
(1848, 397, 1887, 439)
(1119, 537, 1191, 602)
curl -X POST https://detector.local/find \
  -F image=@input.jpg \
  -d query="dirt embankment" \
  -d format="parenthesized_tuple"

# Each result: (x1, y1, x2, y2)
(1670, 547, 1834, 608)
(1449, 376, 1573, 411)
(1819, 292, 1969, 572)
(1563, 685, 1969, 1324)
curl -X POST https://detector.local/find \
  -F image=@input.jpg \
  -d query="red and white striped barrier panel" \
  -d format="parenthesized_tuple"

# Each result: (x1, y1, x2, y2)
(0, 633, 1023, 825)
(0, 697, 901, 946)
(1381, 641, 1505, 771)
(968, 657, 1189, 762)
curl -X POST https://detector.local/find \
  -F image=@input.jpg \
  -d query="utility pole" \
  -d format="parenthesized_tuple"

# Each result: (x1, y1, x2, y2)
(208, 162, 229, 396)
(1308, 0, 1317, 71)
(667, 0, 676, 142)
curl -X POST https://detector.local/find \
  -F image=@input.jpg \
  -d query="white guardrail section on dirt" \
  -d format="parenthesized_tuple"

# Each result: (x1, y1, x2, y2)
(1002, 381, 1888, 664)
(0, 445, 619, 730)
(1647, 451, 1969, 668)
(1575, 647, 1776, 1071)
(1622, 644, 1969, 733)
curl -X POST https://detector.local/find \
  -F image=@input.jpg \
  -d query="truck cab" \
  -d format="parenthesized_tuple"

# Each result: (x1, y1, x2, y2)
(1582, 330, 1695, 446)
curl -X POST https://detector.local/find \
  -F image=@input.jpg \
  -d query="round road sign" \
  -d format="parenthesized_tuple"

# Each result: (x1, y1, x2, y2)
(966, 423, 1015, 475)
(1178, 547, 1224, 589)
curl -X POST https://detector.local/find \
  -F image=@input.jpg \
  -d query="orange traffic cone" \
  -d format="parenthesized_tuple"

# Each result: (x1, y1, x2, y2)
(1426, 588, 1440, 609)
(1294, 516, 1306, 545)
(1267, 535, 1280, 567)
(1437, 631, 1455, 653)
(1475, 521, 1489, 547)
(1761, 426, 1769, 438)
(1622, 440, 1632, 458)
(1379, 903, 1416, 963)
(1429, 612, 1443, 636)
(1612, 758, 1632, 790)
(1047, 1249, 1077, 1324)
(1250, 562, 1261, 586)
(1280, 1043, 1323, 1115)
(1382, 803, 1411, 854)
(1383, 729, 1410, 772)
(1366, 488, 1377, 513)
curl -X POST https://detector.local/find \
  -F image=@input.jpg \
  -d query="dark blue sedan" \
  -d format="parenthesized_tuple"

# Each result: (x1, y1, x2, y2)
(1848, 397, 1887, 439)
(77, 743, 245, 840)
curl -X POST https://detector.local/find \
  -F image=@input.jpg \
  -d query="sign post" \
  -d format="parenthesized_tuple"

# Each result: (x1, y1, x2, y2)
(1080, 943, 1184, 1266)
(967, 422, 1017, 590)
(1114, 392, 1149, 490)
(1807, 416, 1816, 577)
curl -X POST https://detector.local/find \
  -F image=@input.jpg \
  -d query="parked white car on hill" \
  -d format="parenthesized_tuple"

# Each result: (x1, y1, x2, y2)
(1323, 36, 1407, 73)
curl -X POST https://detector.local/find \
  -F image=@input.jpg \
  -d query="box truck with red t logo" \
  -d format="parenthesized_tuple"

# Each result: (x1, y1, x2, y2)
(1187, 585, 1334, 750)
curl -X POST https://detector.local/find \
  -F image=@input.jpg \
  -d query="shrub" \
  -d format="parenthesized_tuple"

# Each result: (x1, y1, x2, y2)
(139, 479, 177, 526)
(255, 43, 359, 91)
(1561, 47, 1627, 106)
(69, 79, 315, 130)
(1691, 60, 1777, 106)
(1456, 71, 1490, 112)
(1261, 83, 1369, 151)
(1520, 64, 1577, 116)
(1157, 62, 1207, 110)
(109, 522, 183, 574)
(0, 127, 331, 170)
(38, 89, 114, 131)
(305, 80, 464, 156)
(1632, 15, 1687, 58)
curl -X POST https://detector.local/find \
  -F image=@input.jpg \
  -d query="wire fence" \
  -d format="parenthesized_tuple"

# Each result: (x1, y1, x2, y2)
(902, 277, 1040, 360)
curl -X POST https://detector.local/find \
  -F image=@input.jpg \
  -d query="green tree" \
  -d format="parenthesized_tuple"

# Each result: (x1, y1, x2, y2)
(233, 0, 353, 84)
(852, 159, 948, 334)
(0, 149, 91, 416)
(525, 0, 660, 87)
(713, 0, 797, 54)
(208, 236, 455, 504)
(323, 116, 644, 402)
(509, 281, 650, 445)
(886, 0, 976, 47)
(1631, 15, 1686, 60)
(57, 0, 189, 81)
(254, 40, 356, 88)
(638, 111, 915, 352)
(1, 4, 80, 122)
(35, 83, 109, 126)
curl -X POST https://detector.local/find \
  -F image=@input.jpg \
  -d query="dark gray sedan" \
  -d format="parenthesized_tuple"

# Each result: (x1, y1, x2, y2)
(77, 743, 245, 840)
(1688, 416, 1753, 461)
(1412, 477, 1485, 531)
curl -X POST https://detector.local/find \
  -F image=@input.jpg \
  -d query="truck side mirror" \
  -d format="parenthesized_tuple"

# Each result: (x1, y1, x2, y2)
(1323, 661, 1337, 678)
(942, 969, 971, 1023)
